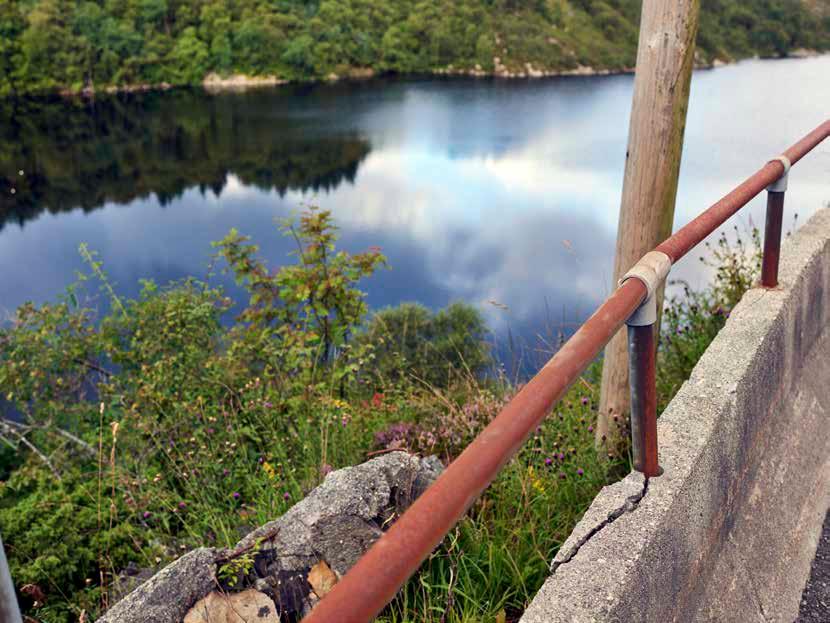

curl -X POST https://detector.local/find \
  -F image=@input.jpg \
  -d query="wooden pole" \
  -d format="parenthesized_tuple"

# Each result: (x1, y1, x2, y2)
(597, 0, 700, 452)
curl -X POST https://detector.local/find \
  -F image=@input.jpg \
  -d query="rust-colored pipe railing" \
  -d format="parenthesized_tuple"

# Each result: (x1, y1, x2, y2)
(302, 119, 830, 623)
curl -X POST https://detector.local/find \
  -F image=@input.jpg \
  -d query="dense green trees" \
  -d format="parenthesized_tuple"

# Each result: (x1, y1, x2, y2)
(0, 0, 829, 97)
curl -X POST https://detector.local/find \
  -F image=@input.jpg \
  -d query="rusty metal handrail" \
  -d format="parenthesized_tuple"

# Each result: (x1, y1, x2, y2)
(302, 120, 830, 623)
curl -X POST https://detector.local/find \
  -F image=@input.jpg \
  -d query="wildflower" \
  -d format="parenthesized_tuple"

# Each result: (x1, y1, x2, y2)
(143, 511, 151, 519)
(262, 462, 277, 479)
(558, 453, 565, 461)
(577, 468, 584, 476)
(178, 501, 187, 509)
(232, 492, 241, 500)
(527, 466, 545, 493)
(207, 428, 214, 434)
(559, 472, 566, 480)
(587, 426, 594, 433)
(581, 397, 589, 406)
(544, 458, 553, 466)
(283, 492, 291, 500)
(320, 464, 333, 476)
(264, 401, 273, 409)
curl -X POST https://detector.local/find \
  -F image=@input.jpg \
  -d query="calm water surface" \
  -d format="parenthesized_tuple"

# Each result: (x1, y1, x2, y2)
(1, 56, 828, 359)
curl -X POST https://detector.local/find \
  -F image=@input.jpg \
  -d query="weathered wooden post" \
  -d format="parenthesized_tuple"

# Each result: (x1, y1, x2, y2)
(597, 0, 700, 452)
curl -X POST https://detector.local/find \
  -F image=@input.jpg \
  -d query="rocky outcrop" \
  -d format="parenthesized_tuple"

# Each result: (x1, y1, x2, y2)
(99, 451, 443, 623)
(202, 73, 287, 91)
(224, 451, 443, 615)
(97, 548, 218, 623)
(184, 589, 281, 623)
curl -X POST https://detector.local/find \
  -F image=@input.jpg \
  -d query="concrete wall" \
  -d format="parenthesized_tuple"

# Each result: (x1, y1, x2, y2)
(522, 207, 830, 623)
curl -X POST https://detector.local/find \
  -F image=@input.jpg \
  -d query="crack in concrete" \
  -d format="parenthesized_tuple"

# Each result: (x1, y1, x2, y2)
(551, 477, 650, 574)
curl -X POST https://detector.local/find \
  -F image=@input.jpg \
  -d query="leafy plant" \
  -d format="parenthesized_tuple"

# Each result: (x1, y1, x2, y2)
(0, 212, 764, 622)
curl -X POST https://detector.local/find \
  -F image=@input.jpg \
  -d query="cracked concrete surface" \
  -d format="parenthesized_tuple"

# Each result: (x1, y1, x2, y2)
(521, 208, 830, 623)
(550, 475, 649, 573)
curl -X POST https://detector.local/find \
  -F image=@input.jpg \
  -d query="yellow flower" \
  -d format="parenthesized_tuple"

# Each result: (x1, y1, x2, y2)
(262, 461, 277, 480)
(527, 466, 545, 494)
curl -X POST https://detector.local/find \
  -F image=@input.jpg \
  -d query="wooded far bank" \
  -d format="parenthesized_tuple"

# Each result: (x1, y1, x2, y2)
(1, 0, 829, 96)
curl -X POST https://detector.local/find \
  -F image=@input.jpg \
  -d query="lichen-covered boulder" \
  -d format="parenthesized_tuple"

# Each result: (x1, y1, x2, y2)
(99, 452, 443, 623)
(224, 452, 443, 615)
(184, 589, 280, 623)
(97, 548, 217, 623)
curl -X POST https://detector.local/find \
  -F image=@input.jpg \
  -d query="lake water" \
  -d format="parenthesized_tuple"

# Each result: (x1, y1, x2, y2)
(1, 56, 828, 363)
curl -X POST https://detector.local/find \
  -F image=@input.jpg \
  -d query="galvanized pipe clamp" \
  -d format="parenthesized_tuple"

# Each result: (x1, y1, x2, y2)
(768, 155, 790, 192)
(619, 251, 672, 326)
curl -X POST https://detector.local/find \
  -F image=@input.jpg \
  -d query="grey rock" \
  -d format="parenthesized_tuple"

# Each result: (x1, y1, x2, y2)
(227, 452, 443, 615)
(100, 452, 442, 623)
(98, 548, 217, 623)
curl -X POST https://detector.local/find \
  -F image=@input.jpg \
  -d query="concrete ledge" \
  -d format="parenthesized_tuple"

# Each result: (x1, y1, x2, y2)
(522, 208, 830, 623)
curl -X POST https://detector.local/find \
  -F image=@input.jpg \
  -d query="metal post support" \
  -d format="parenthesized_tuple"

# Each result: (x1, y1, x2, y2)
(619, 251, 670, 478)
(761, 156, 789, 288)
(0, 532, 23, 623)
(626, 295, 660, 477)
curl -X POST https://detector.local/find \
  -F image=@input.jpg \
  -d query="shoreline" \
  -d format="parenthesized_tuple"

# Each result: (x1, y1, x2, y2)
(38, 48, 822, 99)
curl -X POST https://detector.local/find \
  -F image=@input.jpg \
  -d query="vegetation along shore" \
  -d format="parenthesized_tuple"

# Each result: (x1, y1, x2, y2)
(0, 207, 766, 621)
(0, 0, 828, 97)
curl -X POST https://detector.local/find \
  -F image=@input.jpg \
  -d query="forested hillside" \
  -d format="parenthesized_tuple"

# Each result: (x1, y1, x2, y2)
(0, 0, 828, 95)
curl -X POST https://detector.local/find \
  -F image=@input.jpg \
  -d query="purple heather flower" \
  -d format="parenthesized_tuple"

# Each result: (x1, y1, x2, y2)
(577, 468, 584, 476)
(545, 458, 553, 466)
(207, 427, 214, 434)
(178, 501, 187, 509)
(558, 453, 565, 461)
(264, 401, 273, 408)
(588, 426, 594, 433)
(258, 456, 265, 464)
(559, 472, 566, 480)
(232, 492, 241, 500)
(143, 511, 151, 519)
(222, 468, 230, 476)
(581, 397, 589, 405)
(283, 492, 291, 500)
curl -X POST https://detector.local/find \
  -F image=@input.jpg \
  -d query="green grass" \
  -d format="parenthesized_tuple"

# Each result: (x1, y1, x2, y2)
(0, 209, 762, 622)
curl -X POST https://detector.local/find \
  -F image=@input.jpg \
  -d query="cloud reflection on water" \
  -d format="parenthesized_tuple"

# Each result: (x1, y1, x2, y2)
(1, 56, 828, 367)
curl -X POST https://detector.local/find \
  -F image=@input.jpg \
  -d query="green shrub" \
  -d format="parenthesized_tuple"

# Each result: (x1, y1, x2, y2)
(357, 302, 491, 389)
(0, 211, 767, 622)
